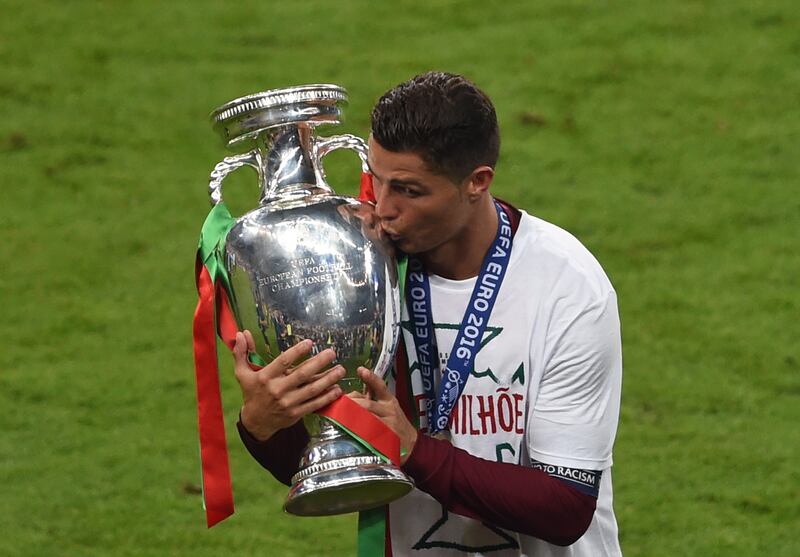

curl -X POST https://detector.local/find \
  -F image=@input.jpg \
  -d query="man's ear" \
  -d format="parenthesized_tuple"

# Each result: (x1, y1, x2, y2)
(463, 166, 495, 201)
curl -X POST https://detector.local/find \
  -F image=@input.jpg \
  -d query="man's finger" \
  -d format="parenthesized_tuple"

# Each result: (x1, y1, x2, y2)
(348, 395, 393, 420)
(347, 394, 380, 414)
(293, 384, 344, 417)
(234, 330, 263, 373)
(357, 367, 392, 401)
(233, 332, 249, 365)
(285, 348, 338, 387)
(284, 365, 346, 407)
(264, 339, 314, 378)
(244, 330, 256, 352)
(233, 332, 259, 387)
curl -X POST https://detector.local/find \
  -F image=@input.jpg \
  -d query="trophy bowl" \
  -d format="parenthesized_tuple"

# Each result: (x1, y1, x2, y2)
(208, 85, 413, 516)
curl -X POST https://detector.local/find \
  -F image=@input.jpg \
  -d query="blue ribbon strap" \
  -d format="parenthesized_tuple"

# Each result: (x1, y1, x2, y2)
(406, 201, 514, 434)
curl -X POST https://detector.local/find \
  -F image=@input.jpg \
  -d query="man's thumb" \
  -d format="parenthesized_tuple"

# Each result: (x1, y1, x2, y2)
(232, 331, 247, 362)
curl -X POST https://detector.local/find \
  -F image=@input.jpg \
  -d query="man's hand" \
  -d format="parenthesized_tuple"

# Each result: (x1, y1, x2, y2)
(233, 330, 345, 442)
(348, 366, 418, 464)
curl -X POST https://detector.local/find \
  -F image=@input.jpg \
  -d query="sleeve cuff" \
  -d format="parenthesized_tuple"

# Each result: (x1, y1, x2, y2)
(401, 434, 452, 484)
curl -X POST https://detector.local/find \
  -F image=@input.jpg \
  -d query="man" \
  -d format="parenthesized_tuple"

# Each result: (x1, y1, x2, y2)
(233, 72, 623, 556)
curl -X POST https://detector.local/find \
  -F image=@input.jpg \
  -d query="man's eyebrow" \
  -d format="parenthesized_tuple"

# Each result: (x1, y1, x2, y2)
(389, 176, 423, 187)
(366, 161, 424, 188)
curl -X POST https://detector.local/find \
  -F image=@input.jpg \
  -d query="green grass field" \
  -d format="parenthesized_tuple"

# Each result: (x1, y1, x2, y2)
(1, 1, 798, 555)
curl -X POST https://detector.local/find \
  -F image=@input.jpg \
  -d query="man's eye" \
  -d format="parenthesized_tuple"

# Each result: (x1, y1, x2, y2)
(400, 186, 420, 197)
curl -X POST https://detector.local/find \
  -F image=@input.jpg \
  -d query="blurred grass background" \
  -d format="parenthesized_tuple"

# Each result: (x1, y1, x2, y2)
(1, 1, 798, 555)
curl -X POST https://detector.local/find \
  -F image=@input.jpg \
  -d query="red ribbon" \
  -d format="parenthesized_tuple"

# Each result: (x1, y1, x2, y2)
(192, 264, 235, 527)
(319, 396, 400, 465)
(359, 172, 375, 202)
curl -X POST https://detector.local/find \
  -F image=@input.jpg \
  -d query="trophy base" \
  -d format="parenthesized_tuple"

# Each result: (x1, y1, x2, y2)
(284, 418, 414, 516)
(285, 459, 413, 516)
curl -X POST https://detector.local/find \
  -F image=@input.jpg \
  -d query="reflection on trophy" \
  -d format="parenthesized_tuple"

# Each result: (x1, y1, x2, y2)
(207, 85, 413, 516)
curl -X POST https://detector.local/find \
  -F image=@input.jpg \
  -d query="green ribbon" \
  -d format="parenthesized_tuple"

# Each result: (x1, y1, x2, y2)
(329, 418, 391, 464)
(397, 255, 408, 305)
(197, 203, 234, 290)
(197, 202, 265, 366)
(358, 507, 388, 557)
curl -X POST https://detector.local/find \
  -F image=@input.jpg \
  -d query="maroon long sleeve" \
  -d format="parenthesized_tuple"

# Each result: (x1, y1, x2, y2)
(238, 420, 596, 546)
(401, 435, 597, 547)
(237, 420, 308, 486)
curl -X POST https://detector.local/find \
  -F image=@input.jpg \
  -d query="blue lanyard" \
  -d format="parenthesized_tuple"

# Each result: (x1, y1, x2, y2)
(406, 201, 514, 434)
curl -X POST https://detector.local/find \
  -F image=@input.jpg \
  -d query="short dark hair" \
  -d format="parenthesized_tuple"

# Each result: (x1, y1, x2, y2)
(370, 71, 500, 183)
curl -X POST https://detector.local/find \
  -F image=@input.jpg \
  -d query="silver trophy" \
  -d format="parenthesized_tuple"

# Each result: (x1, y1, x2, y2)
(207, 85, 413, 516)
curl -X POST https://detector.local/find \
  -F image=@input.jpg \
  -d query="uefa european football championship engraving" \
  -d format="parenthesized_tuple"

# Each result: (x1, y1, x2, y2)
(207, 85, 413, 516)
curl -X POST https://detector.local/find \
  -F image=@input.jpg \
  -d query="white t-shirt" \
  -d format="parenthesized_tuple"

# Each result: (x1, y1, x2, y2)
(388, 210, 623, 556)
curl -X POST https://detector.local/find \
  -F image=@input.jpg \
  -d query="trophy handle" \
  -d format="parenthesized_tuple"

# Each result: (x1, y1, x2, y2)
(312, 134, 370, 190)
(208, 150, 262, 205)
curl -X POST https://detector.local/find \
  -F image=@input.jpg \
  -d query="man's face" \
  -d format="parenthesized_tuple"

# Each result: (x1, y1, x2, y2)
(367, 137, 471, 256)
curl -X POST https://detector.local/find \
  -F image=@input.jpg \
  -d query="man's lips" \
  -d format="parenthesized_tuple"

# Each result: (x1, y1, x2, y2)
(380, 225, 402, 242)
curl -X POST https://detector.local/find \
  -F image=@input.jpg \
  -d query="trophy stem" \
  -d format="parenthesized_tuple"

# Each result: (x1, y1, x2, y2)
(256, 125, 333, 205)
(317, 418, 343, 441)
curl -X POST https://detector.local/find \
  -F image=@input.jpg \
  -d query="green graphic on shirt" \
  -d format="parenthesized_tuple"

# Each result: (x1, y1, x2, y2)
(401, 321, 503, 352)
(471, 366, 500, 382)
(405, 361, 501, 380)
(511, 362, 525, 385)
(495, 442, 516, 463)
(401, 321, 505, 383)
(413, 505, 519, 553)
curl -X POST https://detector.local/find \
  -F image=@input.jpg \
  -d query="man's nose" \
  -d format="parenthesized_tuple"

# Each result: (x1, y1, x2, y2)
(374, 188, 398, 221)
